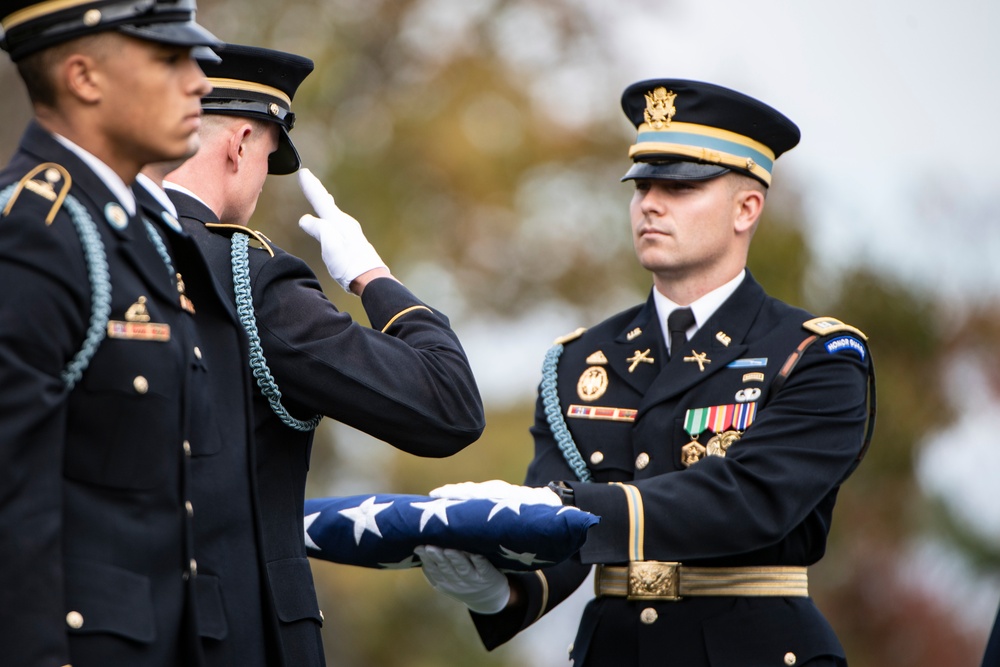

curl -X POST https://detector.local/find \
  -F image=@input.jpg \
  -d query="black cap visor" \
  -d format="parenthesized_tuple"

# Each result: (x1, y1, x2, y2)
(268, 129, 300, 175)
(118, 19, 220, 49)
(621, 160, 730, 183)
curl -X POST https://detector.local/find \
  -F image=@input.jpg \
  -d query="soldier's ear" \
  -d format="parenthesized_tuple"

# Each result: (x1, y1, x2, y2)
(227, 123, 254, 172)
(62, 53, 104, 105)
(733, 188, 764, 234)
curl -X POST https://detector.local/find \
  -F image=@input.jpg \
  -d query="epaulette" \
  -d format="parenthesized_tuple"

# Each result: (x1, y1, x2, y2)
(2, 162, 72, 225)
(204, 223, 275, 257)
(553, 327, 587, 346)
(803, 317, 868, 341)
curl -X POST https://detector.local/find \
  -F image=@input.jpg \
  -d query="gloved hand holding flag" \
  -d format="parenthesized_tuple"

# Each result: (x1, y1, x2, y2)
(303, 484, 599, 572)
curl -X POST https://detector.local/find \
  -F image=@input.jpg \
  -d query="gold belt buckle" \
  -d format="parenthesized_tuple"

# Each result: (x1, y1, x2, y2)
(627, 561, 682, 601)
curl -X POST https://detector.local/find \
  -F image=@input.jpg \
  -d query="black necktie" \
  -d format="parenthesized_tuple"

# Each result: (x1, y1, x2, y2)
(667, 307, 695, 360)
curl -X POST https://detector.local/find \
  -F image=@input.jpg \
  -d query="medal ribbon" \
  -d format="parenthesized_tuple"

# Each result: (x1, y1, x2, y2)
(685, 403, 756, 438)
(734, 402, 757, 430)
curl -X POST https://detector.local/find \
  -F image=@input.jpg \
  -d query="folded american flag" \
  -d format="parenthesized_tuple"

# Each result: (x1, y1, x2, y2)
(304, 494, 599, 571)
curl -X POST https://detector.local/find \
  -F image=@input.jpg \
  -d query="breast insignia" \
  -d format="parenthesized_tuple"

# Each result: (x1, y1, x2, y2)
(577, 366, 609, 401)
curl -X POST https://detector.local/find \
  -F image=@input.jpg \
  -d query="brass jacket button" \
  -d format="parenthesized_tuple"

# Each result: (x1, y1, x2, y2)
(66, 611, 84, 629)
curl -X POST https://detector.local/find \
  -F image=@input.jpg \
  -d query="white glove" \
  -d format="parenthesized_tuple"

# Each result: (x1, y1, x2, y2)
(414, 545, 510, 614)
(429, 479, 561, 507)
(297, 167, 386, 292)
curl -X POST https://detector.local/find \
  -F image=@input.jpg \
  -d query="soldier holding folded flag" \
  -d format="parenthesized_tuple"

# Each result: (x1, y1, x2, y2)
(419, 79, 876, 667)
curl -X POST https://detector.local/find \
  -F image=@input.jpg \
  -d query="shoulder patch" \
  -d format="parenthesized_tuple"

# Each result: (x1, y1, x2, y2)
(553, 327, 587, 346)
(802, 317, 868, 341)
(204, 223, 275, 257)
(2, 162, 72, 225)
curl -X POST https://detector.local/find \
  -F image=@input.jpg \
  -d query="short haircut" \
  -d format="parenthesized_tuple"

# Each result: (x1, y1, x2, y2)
(15, 34, 111, 108)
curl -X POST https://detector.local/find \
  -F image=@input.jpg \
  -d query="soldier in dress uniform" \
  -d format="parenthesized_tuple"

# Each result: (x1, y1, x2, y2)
(417, 79, 877, 666)
(137, 43, 485, 666)
(0, 2, 241, 667)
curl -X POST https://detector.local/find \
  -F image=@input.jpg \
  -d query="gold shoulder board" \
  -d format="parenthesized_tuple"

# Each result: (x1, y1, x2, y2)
(2, 163, 72, 225)
(553, 327, 587, 346)
(803, 317, 868, 341)
(204, 223, 275, 257)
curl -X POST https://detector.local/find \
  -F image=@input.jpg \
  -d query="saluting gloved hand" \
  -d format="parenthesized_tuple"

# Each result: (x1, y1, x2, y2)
(429, 479, 561, 506)
(414, 545, 510, 615)
(297, 168, 386, 292)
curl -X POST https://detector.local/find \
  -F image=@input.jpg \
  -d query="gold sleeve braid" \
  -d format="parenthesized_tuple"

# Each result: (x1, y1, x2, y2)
(379, 305, 432, 333)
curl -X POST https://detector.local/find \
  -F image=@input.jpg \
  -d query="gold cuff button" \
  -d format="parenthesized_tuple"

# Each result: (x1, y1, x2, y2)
(185, 500, 194, 517)
(133, 376, 149, 394)
(189, 559, 198, 577)
(635, 452, 650, 470)
(194, 346, 202, 360)
(590, 451, 604, 465)
(183, 440, 192, 456)
(66, 610, 84, 629)
(639, 607, 658, 624)
(784, 652, 797, 666)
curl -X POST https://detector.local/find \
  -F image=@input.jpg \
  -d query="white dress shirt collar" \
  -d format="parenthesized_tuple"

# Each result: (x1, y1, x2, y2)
(652, 269, 746, 354)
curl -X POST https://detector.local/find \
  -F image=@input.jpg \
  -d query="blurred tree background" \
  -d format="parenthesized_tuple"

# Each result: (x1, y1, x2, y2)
(1, 1, 995, 665)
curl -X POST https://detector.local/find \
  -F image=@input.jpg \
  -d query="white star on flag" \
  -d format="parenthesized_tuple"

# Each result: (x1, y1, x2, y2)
(499, 544, 553, 567)
(410, 497, 465, 531)
(487, 497, 524, 521)
(304, 512, 321, 550)
(338, 496, 393, 545)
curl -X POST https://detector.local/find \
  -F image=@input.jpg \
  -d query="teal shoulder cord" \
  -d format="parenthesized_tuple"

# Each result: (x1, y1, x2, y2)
(142, 219, 175, 276)
(541, 343, 592, 482)
(230, 232, 321, 432)
(0, 184, 111, 390)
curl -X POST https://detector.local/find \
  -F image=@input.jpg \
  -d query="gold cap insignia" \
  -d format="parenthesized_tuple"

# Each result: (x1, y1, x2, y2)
(643, 87, 677, 130)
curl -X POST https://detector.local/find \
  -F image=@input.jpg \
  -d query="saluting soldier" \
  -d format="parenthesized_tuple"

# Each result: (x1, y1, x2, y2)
(138, 44, 485, 666)
(0, 2, 250, 667)
(418, 80, 876, 667)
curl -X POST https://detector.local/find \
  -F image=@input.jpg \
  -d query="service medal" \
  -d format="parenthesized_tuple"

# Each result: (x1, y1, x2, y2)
(681, 440, 706, 467)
